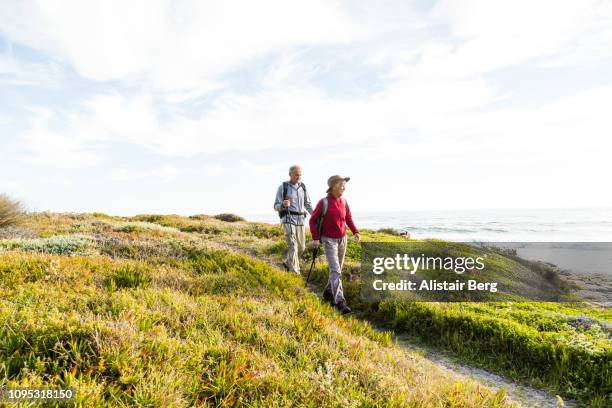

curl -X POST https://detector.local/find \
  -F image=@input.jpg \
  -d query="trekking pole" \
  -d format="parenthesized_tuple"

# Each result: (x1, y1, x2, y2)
(306, 206, 325, 286)
(305, 246, 319, 287)
(284, 192, 294, 271)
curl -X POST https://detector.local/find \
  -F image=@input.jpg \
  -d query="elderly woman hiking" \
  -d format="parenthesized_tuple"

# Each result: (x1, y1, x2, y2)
(309, 175, 360, 314)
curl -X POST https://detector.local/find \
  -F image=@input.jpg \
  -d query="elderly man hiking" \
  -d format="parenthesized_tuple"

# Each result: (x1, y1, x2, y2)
(310, 175, 360, 314)
(274, 165, 314, 274)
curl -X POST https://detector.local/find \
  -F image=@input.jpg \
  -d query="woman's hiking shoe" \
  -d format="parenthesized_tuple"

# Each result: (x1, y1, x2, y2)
(334, 301, 352, 315)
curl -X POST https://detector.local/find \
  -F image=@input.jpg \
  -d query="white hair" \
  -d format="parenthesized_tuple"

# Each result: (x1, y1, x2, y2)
(288, 165, 302, 174)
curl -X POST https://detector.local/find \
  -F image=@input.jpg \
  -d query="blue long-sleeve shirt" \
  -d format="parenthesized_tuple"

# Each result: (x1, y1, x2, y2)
(273, 181, 313, 226)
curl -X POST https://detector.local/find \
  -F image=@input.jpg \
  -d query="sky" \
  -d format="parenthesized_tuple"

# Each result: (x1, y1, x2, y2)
(1, 0, 611, 217)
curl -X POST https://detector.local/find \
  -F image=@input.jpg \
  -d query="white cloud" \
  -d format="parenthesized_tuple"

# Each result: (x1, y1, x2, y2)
(0, 54, 64, 87)
(17, 112, 107, 168)
(0, 179, 25, 196)
(428, 0, 612, 76)
(41, 177, 73, 186)
(0, 0, 371, 91)
(16, 69, 502, 165)
(2, 0, 612, 212)
(111, 165, 182, 183)
(8, 0, 611, 166)
(199, 159, 284, 179)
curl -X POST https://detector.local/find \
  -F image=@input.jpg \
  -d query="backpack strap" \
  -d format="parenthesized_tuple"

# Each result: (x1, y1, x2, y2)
(317, 197, 346, 232)
(315, 197, 329, 239)
(322, 197, 346, 217)
(279, 182, 289, 219)
(279, 182, 310, 220)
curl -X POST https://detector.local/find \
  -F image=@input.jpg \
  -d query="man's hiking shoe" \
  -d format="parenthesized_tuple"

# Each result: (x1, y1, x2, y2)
(334, 301, 352, 315)
(322, 288, 334, 304)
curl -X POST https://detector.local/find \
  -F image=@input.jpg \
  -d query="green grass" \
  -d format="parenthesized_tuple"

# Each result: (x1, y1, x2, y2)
(0, 213, 516, 407)
(105, 264, 152, 290)
(325, 237, 611, 405)
(375, 300, 610, 403)
(155, 213, 609, 406)
(3, 211, 610, 405)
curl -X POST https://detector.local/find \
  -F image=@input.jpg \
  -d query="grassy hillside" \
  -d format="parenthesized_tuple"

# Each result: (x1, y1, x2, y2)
(304, 242, 612, 407)
(67, 212, 611, 406)
(305, 239, 611, 406)
(0, 213, 516, 407)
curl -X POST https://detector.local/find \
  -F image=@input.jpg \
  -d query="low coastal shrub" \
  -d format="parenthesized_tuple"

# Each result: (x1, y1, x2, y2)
(188, 214, 210, 221)
(0, 318, 101, 380)
(96, 236, 186, 261)
(242, 223, 284, 239)
(214, 213, 245, 222)
(0, 235, 94, 255)
(377, 227, 400, 235)
(0, 193, 24, 228)
(375, 300, 611, 403)
(105, 264, 152, 290)
(112, 221, 178, 234)
(0, 255, 48, 288)
(0, 226, 37, 239)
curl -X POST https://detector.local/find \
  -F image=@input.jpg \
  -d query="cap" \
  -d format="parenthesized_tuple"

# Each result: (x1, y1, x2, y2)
(326, 175, 350, 193)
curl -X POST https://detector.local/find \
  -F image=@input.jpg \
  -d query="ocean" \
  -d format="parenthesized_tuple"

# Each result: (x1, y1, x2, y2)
(247, 208, 612, 242)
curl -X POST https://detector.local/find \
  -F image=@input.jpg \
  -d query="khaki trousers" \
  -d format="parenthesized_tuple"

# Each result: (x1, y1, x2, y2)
(283, 224, 305, 273)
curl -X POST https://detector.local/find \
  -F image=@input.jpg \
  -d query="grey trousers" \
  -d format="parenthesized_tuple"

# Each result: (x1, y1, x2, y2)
(322, 235, 347, 304)
(283, 224, 305, 273)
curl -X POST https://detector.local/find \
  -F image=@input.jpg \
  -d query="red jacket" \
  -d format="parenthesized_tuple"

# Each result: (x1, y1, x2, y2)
(309, 194, 359, 240)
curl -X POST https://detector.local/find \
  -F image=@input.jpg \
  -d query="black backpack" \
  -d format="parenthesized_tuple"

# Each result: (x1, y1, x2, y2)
(278, 182, 307, 219)
(311, 196, 346, 238)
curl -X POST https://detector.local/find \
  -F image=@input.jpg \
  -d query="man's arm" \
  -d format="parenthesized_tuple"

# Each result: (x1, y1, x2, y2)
(304, 187, 314, 215)
(273, 185, 284, 212)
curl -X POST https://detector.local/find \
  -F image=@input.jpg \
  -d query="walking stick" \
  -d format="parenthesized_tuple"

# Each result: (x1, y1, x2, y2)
(306, 204, 326, 287)
(305, 246, 319, 287)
